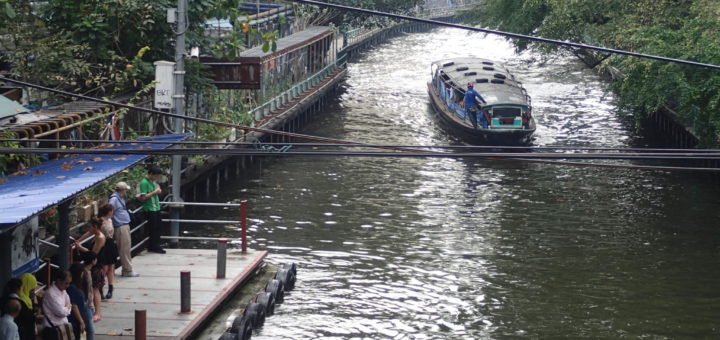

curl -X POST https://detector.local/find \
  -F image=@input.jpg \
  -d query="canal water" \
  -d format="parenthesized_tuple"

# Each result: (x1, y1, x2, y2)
(193, 28, 720, 338)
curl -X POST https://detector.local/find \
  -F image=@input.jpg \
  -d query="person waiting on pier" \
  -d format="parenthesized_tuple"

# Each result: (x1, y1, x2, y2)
(0, 299, 21, 340)
(97, 204, 118, 300)
(464, 82, 488, 129)
(79, 253, 96, 322)
(41, 269, 73, 339)
(109, 182, 139, 277)
(1, 274, 37, 340)
(67, 263, 93, 340)
(73, 218, 107, 322)
(139, 165, 165, 254)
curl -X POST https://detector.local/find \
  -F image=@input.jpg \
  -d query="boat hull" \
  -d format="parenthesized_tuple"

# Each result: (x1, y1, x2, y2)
(427, 83, 535, 145)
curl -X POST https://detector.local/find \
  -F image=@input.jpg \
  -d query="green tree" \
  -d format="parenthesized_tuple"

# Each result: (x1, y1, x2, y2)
(468, 0, 720, 146)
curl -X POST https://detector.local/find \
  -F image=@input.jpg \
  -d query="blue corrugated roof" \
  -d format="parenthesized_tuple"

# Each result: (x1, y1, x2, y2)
(0, 133, 190, 226)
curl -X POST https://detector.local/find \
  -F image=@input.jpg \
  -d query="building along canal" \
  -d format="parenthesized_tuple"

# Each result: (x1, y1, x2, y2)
(191, 28, 720, 338)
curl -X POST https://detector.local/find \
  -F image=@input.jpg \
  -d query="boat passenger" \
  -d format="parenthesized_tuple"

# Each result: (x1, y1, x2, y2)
(464, 82, 488, 129)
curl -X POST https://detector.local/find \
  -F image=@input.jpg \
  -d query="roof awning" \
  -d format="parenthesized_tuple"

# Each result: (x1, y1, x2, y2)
(0, 133, 190, 227)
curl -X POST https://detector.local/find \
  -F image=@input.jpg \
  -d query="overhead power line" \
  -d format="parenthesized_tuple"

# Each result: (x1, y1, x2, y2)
(0, 76, 429, 154)
(2, 138, 720, 154)
(287, 0, 720, 71)
(4, 146, 720, 159)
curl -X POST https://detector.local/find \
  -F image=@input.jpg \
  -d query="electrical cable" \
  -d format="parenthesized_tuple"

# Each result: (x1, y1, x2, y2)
(2, 147, 720, 172)
(3, 147, 720, 161)
(0, 76, 432, 154)
(2, 138, 720, 153)
(287, 0, 720, 71)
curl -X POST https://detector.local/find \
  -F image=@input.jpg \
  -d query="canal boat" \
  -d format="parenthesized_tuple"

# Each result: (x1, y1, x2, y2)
(428, 58, 535, 145)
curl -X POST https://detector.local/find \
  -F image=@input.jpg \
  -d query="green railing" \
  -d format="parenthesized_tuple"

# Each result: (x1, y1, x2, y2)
(248, 54, 347, 122)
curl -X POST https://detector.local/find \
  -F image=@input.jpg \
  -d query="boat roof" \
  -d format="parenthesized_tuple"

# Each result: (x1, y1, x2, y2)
(432, 58, 530, 107)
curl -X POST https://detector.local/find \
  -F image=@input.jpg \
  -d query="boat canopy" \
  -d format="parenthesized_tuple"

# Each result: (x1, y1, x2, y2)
(432, 58, 529, 107)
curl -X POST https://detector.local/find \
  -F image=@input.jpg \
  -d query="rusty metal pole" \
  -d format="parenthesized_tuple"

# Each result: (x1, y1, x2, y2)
(44, 258, 51, 285)
(180, 271, 191, 313)
(216, 239, 227, 279)
(135, 310, 146, 340)
(240, 200, 247, 252)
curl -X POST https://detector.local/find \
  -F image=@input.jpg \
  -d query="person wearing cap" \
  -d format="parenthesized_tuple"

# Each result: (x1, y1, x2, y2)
(109, 181, 139, 277)
(464, 82, 488, 129)
(139, 165, 165, 254)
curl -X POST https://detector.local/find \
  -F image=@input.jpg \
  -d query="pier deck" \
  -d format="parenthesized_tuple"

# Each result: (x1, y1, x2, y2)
(94, 248, 267, 339)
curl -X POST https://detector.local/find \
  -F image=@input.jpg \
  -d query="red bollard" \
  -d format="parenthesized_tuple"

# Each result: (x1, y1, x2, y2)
(240, 200, 247, 252)
(135, 310, 146, 340)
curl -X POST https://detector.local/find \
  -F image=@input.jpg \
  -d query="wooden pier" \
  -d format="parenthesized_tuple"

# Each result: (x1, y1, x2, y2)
(94, 248, 267, 339)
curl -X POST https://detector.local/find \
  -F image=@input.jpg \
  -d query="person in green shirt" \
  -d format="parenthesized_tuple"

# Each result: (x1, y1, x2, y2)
(139, 165, 165, 253)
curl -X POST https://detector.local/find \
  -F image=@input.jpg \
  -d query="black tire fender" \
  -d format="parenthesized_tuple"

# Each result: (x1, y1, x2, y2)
(265, 279, 284, 304)
(255, 291, 275, 316)
(230, 316, 253, 340)
(282, 263, 297, 277)
(244, 302, 266, 328)
(219, 331, 238, 340)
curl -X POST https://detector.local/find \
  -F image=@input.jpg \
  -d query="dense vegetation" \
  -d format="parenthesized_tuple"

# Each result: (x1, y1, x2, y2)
(467, 0, 720, 146)
(0, 0, 259, 98)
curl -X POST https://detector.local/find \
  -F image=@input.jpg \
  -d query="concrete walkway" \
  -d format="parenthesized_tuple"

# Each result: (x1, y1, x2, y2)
(94, 248, 267, 339)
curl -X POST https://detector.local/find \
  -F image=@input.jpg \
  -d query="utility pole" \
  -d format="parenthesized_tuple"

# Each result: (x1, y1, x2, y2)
(170, 0, 187, 246)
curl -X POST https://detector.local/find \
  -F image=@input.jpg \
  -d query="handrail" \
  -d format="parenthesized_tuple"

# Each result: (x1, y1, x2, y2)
(248, 54, 347, 121)
(159, 201, 241, 207)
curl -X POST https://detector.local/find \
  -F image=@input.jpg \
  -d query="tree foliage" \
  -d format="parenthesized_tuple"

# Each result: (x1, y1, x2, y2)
(0, 0, 249, 98)
(469, 0, 720, 146)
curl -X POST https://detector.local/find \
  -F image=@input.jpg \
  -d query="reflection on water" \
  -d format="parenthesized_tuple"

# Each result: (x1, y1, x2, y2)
(193, 28, 720, 338)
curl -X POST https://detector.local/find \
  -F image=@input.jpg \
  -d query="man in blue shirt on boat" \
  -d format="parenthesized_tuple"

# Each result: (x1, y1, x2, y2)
(464, 82, 488, 129)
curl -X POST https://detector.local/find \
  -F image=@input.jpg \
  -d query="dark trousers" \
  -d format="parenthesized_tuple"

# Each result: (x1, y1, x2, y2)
(146, 210, 162, 251)
(467, 107, 479, 129)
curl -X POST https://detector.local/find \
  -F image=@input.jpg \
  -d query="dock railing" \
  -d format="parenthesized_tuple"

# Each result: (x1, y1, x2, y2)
(31, 200, 248, 291)
(159, 200, 249, 252)
(248, 54, 347, 122)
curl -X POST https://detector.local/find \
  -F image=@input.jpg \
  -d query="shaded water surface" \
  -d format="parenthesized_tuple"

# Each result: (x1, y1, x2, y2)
(194, 28, 720, 339)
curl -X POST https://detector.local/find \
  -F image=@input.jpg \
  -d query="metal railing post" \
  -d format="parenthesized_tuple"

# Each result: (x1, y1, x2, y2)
(135, 310, 146, 340)
(180, 271, 191, 313)
(240, 200, 247, 252)
(44, 258, 51, 285)
(216, 239, 227, 279)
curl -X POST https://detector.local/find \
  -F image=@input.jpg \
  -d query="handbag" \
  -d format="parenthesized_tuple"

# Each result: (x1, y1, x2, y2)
(43, 315, 75, 340)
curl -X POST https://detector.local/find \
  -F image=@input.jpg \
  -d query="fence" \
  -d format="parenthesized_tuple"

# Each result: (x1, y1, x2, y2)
(30, 200, 250, 293)
(248, 54, 347, 122)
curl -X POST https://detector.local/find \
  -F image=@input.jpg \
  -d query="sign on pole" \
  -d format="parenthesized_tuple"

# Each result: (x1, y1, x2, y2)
(154, 61, 175, 109)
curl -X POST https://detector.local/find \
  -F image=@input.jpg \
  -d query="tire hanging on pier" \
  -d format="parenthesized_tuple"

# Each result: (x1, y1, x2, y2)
(255, 291, 276, 316)
(265, 279, 284, 304)
(219, 332, 238, 340)
(230, 315, 253, 340)
(219, 263, 298, 340)
(244, 302, 266, 328)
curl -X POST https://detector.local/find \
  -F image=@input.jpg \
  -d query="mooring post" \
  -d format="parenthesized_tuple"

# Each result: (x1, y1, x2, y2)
(135, 310, 146, 340)
(216, 239, 227, 279)
(180, 271, 191, 313)
(240, 200, 247, 252)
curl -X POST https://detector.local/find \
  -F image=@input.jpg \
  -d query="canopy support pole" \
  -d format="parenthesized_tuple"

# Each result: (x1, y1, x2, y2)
(57, 201, 71, 270)
(0, 231, 11, 287)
